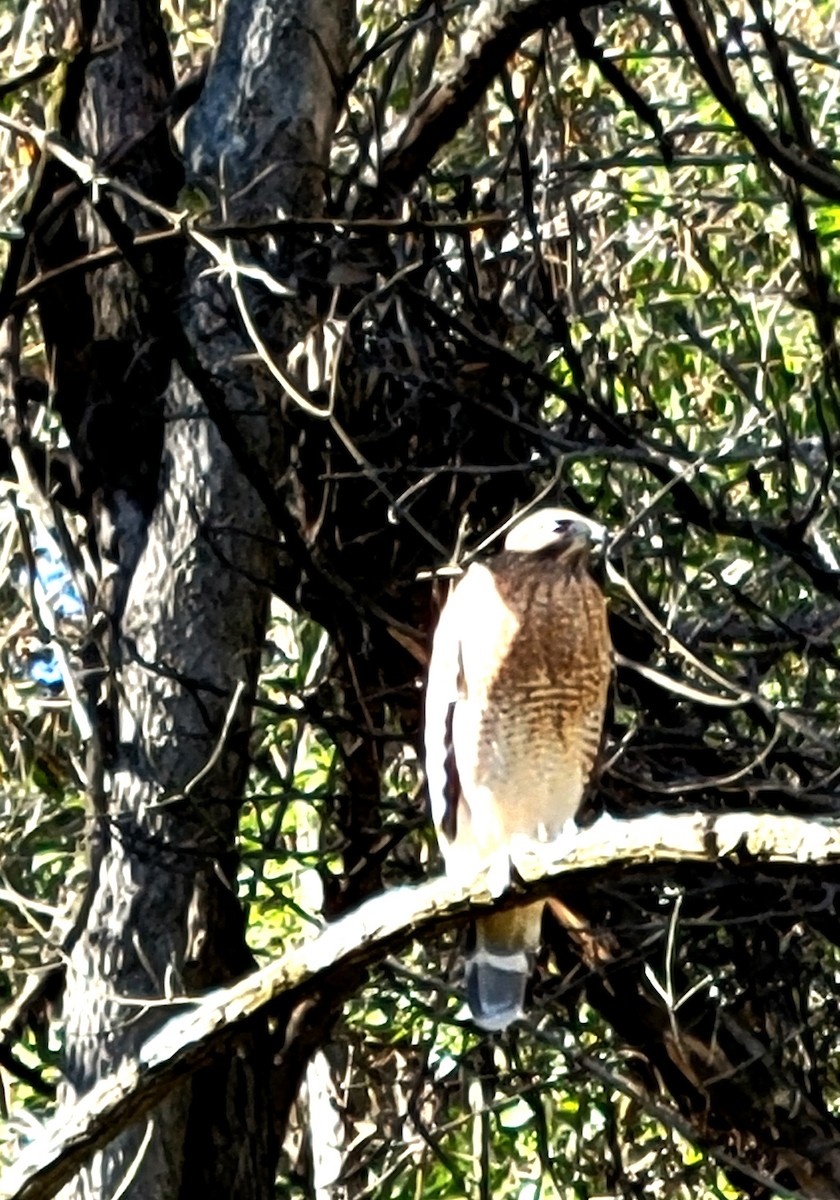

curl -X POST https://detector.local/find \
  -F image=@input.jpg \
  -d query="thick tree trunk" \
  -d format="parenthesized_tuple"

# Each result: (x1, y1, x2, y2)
(54, 3, 355, 1197)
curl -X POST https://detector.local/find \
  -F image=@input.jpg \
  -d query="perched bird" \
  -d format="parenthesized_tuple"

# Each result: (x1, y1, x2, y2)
(424, 507, 612, 1031)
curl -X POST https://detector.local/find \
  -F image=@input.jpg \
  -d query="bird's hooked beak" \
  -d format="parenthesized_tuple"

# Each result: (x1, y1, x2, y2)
(555, 513, 606, 549)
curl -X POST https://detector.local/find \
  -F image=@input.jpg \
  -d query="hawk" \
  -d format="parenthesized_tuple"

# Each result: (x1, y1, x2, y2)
(424, 507, 612, 1030)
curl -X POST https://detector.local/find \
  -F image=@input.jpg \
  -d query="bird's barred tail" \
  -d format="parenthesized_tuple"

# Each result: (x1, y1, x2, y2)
(466, 901, 545, 1031)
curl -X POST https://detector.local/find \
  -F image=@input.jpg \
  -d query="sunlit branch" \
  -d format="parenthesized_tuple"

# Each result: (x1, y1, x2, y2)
(5, 808, 840, 1200)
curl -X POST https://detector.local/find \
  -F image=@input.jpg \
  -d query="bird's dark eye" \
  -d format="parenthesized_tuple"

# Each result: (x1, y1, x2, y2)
(554, 519, 572, 533)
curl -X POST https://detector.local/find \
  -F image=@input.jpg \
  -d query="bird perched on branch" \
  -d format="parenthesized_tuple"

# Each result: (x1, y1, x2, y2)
(424, 507, 612, 1031)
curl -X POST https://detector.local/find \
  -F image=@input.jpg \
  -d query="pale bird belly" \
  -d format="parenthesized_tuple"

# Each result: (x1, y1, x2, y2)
(478, 740, 586, 841)
(452, 696, 588, 862)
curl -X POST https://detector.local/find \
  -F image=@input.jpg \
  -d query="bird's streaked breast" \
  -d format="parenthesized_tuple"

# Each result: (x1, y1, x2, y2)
(452, 553, 611, 848)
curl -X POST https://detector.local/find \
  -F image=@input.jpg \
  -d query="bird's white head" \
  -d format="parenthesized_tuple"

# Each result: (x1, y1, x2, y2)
(503, 506, 605, 554)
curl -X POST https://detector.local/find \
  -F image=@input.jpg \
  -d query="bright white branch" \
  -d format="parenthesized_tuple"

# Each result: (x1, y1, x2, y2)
(4, 809, 840, 1200)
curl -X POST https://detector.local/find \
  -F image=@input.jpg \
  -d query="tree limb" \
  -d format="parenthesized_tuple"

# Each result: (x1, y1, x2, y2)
(380, 0, 565, 194)
(668, 0, 840, 202)
(564, 6, 673, 163)
(4, 808, 840, 1200)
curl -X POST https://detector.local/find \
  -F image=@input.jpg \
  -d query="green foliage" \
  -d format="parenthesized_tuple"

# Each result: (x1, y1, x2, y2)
(242, 601, 340, 952)
(0, 489, 85, 1166)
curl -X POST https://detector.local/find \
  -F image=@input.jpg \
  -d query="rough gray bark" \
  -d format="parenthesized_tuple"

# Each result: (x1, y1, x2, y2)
(55, 2, 355, 1197)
